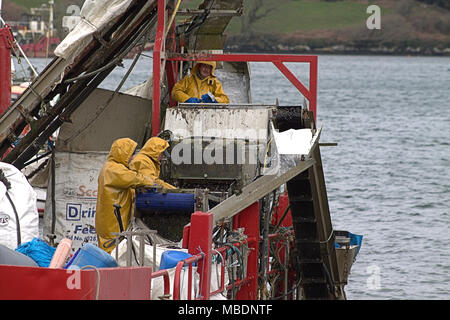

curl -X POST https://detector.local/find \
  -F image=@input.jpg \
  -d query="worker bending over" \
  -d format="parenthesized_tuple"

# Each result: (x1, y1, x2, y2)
(130, 137, 176, 190)
(95, 138, 154, 253)
(171, 61, 230, 104)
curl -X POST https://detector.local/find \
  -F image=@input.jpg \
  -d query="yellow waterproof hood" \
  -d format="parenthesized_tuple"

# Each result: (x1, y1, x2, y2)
(139, 137, 169, 162)
(192, 61, 216, 77)
(107, 138, 137, 166)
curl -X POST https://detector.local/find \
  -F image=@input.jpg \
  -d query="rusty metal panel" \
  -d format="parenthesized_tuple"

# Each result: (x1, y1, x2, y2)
(188, 0, 244, 52)
(164, 105, 275, 142)
(55, 88, 152, 152)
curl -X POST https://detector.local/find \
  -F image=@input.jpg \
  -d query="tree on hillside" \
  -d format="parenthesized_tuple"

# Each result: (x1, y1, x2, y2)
(240, 0, 287, 34)
(416, 0, 450, 10)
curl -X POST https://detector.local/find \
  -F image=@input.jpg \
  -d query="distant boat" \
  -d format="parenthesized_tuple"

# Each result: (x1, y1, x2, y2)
(20, 35, 60, 58)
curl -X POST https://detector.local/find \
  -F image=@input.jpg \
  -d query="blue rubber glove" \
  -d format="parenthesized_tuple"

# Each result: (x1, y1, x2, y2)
(185, 97, 201, 103)
(201, 94, 216, 103)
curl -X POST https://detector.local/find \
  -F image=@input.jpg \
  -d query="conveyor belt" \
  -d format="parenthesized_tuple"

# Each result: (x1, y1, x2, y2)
(287, 143, 343, 299)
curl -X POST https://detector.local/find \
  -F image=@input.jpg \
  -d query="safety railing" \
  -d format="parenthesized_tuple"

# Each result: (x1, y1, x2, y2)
(150, 269, 171, 300)
(172, 249, 227, 300)
(151, 0, 318, 136)
(172, 234, 293, 300)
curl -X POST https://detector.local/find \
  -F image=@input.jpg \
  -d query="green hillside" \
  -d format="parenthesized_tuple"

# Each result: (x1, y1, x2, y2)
(223, 0, 450, 55)
(226, 0, 391, 33)
(3, 0, 450, 55)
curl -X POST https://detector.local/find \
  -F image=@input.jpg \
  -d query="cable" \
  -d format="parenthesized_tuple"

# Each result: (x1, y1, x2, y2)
(274, 204, 291, 230)
(6, 192, 21, 247)
(80, 265, 101, 300)
(181, 0, 216, 47)
(0, 169, 21, 246)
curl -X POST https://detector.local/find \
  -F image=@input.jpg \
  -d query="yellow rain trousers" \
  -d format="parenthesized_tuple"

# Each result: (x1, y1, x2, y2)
(171, 61, 230, 104)
(129, 137, 176, 190)
(95, 138, 154, 253)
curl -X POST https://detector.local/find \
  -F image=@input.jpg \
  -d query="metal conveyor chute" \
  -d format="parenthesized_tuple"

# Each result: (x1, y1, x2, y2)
(0, 0, 160, 169)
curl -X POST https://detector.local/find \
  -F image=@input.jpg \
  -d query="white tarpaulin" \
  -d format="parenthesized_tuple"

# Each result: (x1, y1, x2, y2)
(0, 162, 39, 250)
(54, 0, 133, 62)
(43, 151, 107, 252)
(273, 128, 313, 155)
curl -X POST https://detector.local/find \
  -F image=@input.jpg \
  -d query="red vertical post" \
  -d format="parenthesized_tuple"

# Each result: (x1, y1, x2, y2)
(165, 1, 178, 107)
(309, 55, 318, 122)
(270, 193, 293, 298)
(0, 26, 13, 115)
(232, 202, 260, 300)
(188, 211, 212, 300)
(166, 61, 177, 107)
(152, 0, 166, 137)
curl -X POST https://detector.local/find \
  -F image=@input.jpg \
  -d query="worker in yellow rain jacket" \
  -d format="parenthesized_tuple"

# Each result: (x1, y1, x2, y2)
(171, 61, 230, 104)
(129, 137, 176, 190)
(95, 138, 154, 253)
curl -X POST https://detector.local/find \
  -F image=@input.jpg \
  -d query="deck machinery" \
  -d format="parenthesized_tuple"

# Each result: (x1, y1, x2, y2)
(0, 0, 361, 300)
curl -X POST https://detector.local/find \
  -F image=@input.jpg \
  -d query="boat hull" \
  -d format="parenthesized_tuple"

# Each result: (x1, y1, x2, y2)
(0, 265, 152, 300)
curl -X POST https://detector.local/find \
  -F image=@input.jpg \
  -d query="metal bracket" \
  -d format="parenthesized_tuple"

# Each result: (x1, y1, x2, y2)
(112, 229, 158, 270)
(16, 105, 34, 124)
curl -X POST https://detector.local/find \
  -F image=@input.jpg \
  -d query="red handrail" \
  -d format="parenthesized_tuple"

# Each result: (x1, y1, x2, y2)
(151, 0, 319, 135)
(171, 234, 292, 300)
(151, 269, 171, 299)
(173, 255, 202, 300)
(171, 238, 288, 300)
(166, 53, 318, 121)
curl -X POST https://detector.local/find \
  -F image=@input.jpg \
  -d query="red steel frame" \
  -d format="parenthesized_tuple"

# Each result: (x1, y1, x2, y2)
(0, 265, 153, 300)
(151, 0, 316, 300)
(0, 24, 13, 115)
(152, 0, 165, 137)
(151, 1, 318, 136)
(173, 201, 295, 300)
(166, 53, 317, 117)
(151, 269, 171, 298)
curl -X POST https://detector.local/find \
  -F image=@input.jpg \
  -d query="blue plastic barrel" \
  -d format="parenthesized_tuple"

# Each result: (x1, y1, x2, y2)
(65, 243, 118, 269)
(159, 250, 192, 270)
(136, 189, 195, 213)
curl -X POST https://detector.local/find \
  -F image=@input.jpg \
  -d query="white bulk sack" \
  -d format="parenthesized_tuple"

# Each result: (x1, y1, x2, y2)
(0, 162, 39, 250)
(43, 151, 107, 253)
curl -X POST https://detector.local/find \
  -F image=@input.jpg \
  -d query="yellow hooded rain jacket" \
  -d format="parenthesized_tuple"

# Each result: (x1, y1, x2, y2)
(171, 61, 230, 104)
(129, 137, 176, 190)
(95, 138, 154, 253)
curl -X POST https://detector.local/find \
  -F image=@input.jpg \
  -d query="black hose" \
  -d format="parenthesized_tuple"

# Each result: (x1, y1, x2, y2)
(0, 169, 21, 246)
(6, 192, 21, 246)
(113, 204, 124, 233)
(50, 147, 56, 237)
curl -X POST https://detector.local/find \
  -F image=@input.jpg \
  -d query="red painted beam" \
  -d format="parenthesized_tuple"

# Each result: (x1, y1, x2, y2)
(166, 53, 318, 120)
(188, 211, 213, 300)
(232, 202, 260, 300)
(0, 26, 13, 115)
(152, 0, 166, 137)
(0, 265, 153, 300)
(167, 52, 317, 63)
